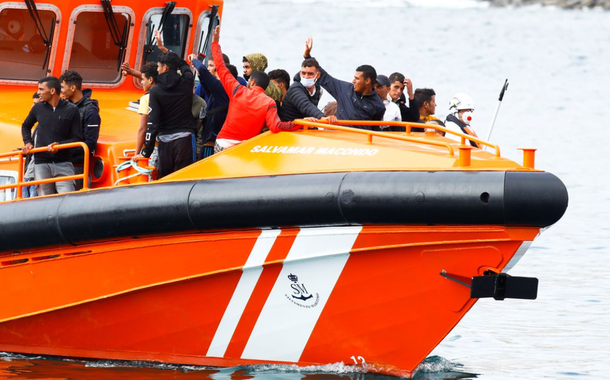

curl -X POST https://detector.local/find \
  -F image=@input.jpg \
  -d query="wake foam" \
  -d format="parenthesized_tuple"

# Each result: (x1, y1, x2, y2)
(0, 352, 44, 362)
(415, 355, 463, 373)
(247, 362, 368, 374)
(84, 360, 209, 373)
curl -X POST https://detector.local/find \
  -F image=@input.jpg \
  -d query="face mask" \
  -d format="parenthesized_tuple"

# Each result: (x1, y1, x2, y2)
(301, 76, 316, 88)
(461, 111, 473, 125)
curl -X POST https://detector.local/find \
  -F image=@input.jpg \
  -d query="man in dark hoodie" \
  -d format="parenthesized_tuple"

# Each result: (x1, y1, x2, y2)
(303, 37, 385, 129)
(135, 51, 196, 178)
(22, 76, 83, 195)
(59, 70, 101, 189)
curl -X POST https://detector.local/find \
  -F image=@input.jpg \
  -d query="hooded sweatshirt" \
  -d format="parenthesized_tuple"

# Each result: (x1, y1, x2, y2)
(142, 60, 195, 157)
(243, 52, 282, 104)
(71, 88, 101, 164)
(244, 53, 268, 74)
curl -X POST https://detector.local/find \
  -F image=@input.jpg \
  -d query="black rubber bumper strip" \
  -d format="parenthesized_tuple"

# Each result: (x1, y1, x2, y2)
(0, 171, 568, 253)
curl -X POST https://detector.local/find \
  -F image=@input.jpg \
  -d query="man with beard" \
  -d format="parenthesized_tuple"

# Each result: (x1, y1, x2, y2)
(303, 37, 384, 129)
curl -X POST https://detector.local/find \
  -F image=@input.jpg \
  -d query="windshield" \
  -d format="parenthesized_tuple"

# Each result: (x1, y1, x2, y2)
(0, 8, 56, 81)
(142, 13, 189, 65)
(67, 11, 131, 83)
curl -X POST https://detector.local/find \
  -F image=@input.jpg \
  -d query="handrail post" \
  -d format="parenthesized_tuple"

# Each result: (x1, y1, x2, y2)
(82, 144, 90, 189)
(16, 151, 24, 200)
(518, 148, 536, 169)
(458, 145, 473, 167)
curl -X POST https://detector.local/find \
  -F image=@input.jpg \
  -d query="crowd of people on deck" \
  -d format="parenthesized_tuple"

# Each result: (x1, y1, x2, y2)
(19, 25, 480, 197)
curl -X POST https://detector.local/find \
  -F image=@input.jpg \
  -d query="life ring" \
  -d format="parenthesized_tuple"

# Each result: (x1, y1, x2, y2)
(0, 9, 25, 40)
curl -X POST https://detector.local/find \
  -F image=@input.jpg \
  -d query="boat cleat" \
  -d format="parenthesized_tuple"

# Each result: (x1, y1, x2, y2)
(440, 269, 538, 301)
(470, 271, 538, 301)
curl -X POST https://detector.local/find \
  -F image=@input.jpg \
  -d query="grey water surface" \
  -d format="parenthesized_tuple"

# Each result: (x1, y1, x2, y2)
(2, 0, 609, 378)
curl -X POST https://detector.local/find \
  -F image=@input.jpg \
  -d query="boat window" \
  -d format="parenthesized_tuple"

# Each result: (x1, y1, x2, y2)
(0, 6, 57, 82)
(133, 6, 192, 88)
(193, 8, 220, 60)
(142, 14, 190, 64)
(66, 9, 132, 83)
(0, 170, 17, 202)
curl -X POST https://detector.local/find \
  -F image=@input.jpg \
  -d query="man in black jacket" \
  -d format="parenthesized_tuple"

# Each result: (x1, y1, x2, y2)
(136, 51, 196, 178)
(303, 37, 384, 129)
(22, 76, 83, 195)
(279, 58, 336, 123)
(388, 72, 422, 132)
(59, 70, 101, 189)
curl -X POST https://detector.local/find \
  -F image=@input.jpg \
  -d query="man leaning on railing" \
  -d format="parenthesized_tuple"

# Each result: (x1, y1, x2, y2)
(21, 76, 83, 195)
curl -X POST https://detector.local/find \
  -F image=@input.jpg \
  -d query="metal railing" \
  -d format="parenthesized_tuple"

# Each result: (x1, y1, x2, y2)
(294, 120, 501, 158)
(0, 142, 90, 200)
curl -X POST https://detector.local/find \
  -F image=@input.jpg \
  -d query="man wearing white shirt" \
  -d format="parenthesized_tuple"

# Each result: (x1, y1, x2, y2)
(374, 75, 401, 129)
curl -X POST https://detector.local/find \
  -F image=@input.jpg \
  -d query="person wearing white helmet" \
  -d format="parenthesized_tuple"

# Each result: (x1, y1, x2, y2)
(444, 93, 481, 148)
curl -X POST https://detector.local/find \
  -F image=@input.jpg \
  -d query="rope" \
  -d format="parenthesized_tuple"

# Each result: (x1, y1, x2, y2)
(114, 160, 153, 186)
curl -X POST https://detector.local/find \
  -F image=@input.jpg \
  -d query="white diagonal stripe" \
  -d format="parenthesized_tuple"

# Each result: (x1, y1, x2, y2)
(206, 229, 281, 357)
(241, 226, 362, 362)
(503, 240, 533, 272)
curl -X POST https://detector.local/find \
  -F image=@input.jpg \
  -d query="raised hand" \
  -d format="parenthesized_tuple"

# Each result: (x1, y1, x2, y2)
(404, 78, 414, 100)
(154, 30, 169, 53)
(213, 25, 220, 43)
(304, 36, 313, 57)
(121, 62, 134, 76)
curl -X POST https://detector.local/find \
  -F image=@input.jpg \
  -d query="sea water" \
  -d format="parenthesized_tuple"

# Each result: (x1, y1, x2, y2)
(2, 1, 609, 378)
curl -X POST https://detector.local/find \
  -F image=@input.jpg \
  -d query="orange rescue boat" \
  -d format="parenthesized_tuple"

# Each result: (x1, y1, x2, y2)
(0, 0, 568, 377)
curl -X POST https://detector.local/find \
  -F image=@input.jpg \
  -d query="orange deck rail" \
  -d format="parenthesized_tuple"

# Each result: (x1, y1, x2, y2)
(0, 142, 90, 201)
(295, 119, 501, 158)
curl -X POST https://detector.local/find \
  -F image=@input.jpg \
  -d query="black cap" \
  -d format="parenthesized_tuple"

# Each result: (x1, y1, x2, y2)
(375, 74, 390, 87)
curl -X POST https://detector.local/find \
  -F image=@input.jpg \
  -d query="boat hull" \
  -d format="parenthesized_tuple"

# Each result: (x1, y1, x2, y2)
(0, 225, 538, 377)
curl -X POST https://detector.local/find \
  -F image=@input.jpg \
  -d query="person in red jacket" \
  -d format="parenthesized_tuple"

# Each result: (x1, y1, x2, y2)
(205, 26, 309, 153)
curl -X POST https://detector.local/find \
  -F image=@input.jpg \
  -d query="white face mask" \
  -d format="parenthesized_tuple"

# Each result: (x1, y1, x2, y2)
(301, 76, 316, 88)
(461, 111, 474, 125)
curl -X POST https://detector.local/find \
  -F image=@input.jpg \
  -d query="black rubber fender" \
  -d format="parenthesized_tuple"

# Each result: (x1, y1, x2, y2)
(0, 171, 568, 253)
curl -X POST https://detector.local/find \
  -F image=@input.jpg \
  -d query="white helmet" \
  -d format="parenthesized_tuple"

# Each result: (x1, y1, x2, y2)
(449, 93, 475, 113)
